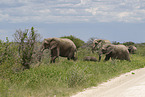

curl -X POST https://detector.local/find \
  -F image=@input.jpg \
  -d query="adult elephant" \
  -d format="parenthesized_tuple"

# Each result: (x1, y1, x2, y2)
(128, 45, 137, 54)
(101, 44, 131, 61)
(92, 39, 111, 61)
(38, 37, 77, 63)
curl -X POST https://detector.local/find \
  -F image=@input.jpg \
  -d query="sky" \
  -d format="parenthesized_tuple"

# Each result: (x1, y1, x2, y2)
(0, 0, 145, 43)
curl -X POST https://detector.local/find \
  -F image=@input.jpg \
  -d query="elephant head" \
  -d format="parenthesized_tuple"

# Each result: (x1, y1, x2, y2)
(40, 38, 56, 52)
(128, 45, 137, 54)
(38, 38, 58, 62)
(92, 39, 111, 53)
(92, 39, 111, 61)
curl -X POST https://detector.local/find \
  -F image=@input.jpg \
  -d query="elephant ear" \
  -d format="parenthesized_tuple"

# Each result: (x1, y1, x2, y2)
(97, 40, 105, 49)
(98, 39, 103, 43)
(99, 40, 105, 45)
(49, 38, 58, 49)
(102, 44, 113, 55)
(105, 46, 113, 55)
(44, 39, 49, 44)
(94, 39, 102, 45)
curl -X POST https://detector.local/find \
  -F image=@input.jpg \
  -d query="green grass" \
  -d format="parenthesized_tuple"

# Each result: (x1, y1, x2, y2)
(1, 48, 145, 97)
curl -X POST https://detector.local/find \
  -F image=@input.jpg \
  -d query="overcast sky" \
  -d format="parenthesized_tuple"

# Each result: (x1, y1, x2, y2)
(0, 0, 145, 43)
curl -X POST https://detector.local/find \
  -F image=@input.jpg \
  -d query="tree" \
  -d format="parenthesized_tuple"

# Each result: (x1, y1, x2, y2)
(13, 27, 40, 70)
(61, 35, 85, 49)
(112, 41, 120, 45)
(123, 41, 135, 46)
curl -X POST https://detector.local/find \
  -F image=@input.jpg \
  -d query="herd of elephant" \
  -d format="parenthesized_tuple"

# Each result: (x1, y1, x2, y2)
(38, 37, 137, 63)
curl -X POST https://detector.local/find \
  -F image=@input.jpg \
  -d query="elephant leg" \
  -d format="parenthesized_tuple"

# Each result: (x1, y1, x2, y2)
(50, 56, 58, 63)
(69, 52, 77, 61)
(50, 48, 59, 63)
(50, 57, 54, 63)
(104, 54, 111, 61)
(126, 55, 131, 62)
(99, 54, 102, 62)
(71, 56, 76, 61)
(67, 51, 74, 60)
(67, 56, 72, 60)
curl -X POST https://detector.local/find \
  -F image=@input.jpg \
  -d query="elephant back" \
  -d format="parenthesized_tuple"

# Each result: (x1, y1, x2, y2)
(104, 40, 111, 44)
(55, 38, 77, 50)
(113, 45, 129, 53)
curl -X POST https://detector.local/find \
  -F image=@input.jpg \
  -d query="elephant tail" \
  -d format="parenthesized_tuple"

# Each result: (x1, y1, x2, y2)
(74, 49, 78, 61)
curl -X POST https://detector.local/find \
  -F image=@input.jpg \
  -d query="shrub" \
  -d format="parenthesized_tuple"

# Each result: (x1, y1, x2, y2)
(13, 27, 40, 70)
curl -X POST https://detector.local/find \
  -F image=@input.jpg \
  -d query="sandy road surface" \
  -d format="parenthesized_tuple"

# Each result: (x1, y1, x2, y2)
(71, 68, 145, 97)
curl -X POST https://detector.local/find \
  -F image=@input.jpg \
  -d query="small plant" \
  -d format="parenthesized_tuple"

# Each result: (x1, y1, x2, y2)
(132, 72, 135, 75)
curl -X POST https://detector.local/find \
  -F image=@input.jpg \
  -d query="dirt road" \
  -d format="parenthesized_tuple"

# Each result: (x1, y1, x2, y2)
(71, 68, 145, 97)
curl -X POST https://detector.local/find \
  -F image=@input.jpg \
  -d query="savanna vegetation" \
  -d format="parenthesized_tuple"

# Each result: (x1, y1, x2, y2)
(0, 27, 145, 97)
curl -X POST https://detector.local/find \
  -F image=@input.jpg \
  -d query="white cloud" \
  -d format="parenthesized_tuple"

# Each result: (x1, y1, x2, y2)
(80, 0, 91, 5)
(37, 9, 51, 15)
(0, 13, 9, 21)
(0, 29, 8, 33)
(0, 0, 145, 23)
(118, 12, 131, 18)
(56, 9, 77, 15)
(85, 7, 98, 15)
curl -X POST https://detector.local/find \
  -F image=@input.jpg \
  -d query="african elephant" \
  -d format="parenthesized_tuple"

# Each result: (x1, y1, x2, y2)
(92, 39, 111, 61)
(128, 45, 137, 54)
(101, 44, 131, 61)
(83, 56, 97, 62)
(39, 37, 77, 63)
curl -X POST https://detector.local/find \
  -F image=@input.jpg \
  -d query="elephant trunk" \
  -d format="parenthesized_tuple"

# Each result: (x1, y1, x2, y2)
(37, 46, 45, 62)
(37, 51, 43, 62)
(92, 44, 97, 53)
(92, 48, 94, 53)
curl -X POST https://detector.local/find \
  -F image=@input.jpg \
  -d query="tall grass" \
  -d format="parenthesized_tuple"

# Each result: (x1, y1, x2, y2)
(1, 45, 145, 97)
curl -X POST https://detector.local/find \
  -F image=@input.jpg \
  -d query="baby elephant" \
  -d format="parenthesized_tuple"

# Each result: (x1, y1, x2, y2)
(83, 56, 97, 62)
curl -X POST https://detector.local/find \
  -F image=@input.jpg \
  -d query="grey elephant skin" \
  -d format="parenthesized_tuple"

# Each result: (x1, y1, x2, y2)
(101, 44, 131, 61)
(128, 45, 137, 54)
(92, 39, 111, 61)
(83, 56, 97, 62)
(39, 37, 77, 63)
